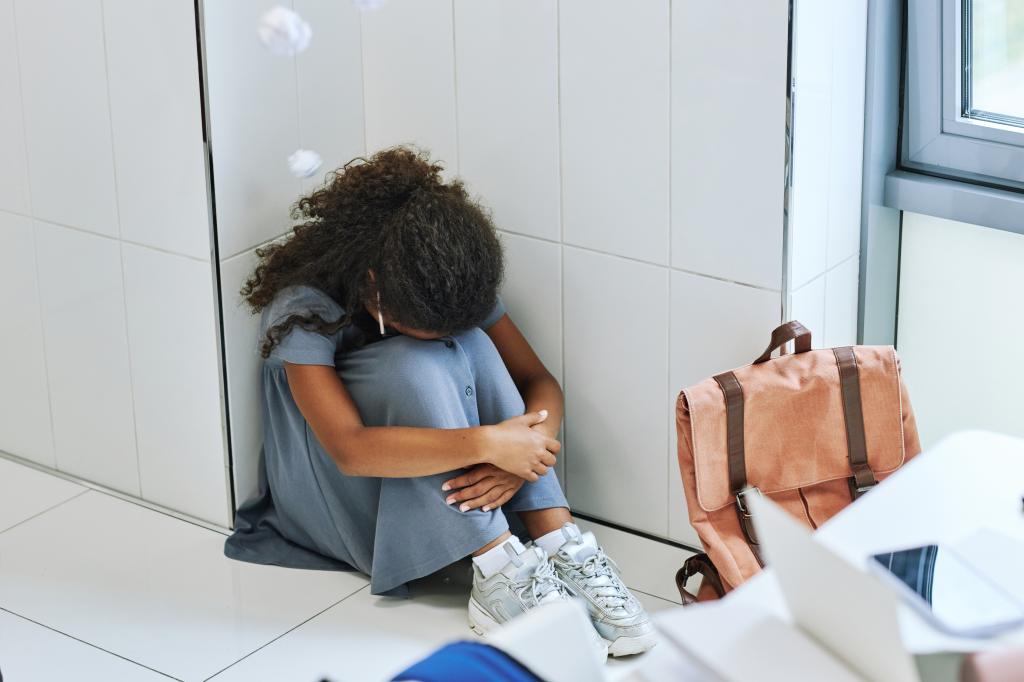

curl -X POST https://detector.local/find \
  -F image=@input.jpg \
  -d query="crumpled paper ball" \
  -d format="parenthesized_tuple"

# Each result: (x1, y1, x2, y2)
(288, 149, 323, 178)
(258, 6, 312, 56)
(352, 0, 387, 10)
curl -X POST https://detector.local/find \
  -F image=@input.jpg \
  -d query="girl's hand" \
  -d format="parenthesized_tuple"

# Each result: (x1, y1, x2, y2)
(442, 464, 525, 512)
(481, 411, 559, 480)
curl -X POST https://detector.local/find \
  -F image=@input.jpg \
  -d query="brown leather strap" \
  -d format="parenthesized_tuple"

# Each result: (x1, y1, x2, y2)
(735, 488, 765, 567)
(676, 553, 726, 605)
(833, 347, 877, 499)
(713, 371, 746, 494)
(753, 321, 813, 364)
(713, 372, 766, 567)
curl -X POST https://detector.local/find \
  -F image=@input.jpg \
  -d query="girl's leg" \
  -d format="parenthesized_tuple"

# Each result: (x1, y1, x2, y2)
(451, 328, 571, 532)
(337, 330, 566, 592)
(519, 507, 573, 539)
(473, 530, 513, 557)
(353, 329, 654, 655)
(337, 334, 517, 594)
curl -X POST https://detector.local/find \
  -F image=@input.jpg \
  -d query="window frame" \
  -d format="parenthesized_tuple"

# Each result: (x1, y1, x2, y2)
(903, 0, 1024, 187)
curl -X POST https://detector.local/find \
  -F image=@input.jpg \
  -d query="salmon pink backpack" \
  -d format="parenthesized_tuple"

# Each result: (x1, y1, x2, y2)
(674, 321, 921, 603)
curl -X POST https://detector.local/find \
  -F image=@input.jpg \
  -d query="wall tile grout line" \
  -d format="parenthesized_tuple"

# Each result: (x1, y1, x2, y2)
(790, 249, 861, 294)
(357, 7, 368, 157)
(0, 488, 89, 536)
(9, 0, 60, 472)
(220, 219, 781, 299)
(629, 586, 681, 607)
(98, 0, 145, 500)
(0, 606, 184, 681)
(6, 0, 32, 219)
(193, 0, 239, 529)
(665, 0, 673, 539)
(220, 231, 289, 262)
(0, 208, 212, 263)
(289, 0, 304, 197)
(537, 233, 782, 293)
(555, 0, 568, 499)
(0, 450, 231, 537)
(819, 11, 837, 344)
(781, 0, 795, 322)
(449, 0, 460, 175)
(201, 584, 371, 681)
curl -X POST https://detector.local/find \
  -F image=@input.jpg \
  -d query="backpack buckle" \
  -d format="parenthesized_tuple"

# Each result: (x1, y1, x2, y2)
(848, 477, 875, 501)
(734, 486, 761, 516)
(734, 487, 765, 567)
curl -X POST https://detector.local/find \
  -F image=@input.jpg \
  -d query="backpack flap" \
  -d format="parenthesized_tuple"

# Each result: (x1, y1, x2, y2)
(682, 345, 908, 514)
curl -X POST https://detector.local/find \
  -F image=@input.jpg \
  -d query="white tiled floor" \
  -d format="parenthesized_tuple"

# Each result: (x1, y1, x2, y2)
(0, 455, 684, 681)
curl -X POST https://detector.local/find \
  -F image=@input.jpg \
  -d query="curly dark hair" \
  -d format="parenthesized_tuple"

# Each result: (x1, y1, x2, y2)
(242, 147, 505, 358)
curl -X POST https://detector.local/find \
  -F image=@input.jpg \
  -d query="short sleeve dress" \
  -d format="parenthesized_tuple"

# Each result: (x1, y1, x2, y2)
(224, 285, 568, 596)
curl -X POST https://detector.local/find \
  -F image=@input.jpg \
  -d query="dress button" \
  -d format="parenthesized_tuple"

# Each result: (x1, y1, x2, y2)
(445, 339, 454, 349)
(465, 386, 474, 397)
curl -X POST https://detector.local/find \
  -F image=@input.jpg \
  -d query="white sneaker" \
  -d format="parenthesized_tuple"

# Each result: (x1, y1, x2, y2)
(469, 543, 608, 662)
(549, 526, 658, 657)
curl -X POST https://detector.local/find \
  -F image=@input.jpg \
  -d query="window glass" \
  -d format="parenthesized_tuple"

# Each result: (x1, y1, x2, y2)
(967, 0, 1024, 124)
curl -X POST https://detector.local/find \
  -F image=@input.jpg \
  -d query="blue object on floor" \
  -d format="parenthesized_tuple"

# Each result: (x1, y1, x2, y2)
(391, 640, 541, 682)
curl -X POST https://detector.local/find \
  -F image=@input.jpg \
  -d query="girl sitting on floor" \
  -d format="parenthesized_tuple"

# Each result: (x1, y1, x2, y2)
(225, 147, 656, 658)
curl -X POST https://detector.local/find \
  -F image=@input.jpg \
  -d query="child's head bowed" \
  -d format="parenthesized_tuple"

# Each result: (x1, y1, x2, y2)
(245, 146, 505, 357)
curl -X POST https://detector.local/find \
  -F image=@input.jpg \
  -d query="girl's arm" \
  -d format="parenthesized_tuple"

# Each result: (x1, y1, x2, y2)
(484, 314, 564, 439)
(285, 362, 559, 479)
(440, 314, 564, 510)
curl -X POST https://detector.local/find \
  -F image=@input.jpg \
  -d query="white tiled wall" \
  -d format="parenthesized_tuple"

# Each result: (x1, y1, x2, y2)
(454, 0, 560, 242)
(823, 256, 860, 349)
(0, 0, 869, 544)
(204, 0, 368, 504)
(35, 223, 139, 495)
(203, 0, 302, 259)
(14, 0, 118, 237)
(788, 274, 827, 345)
(103, 0, 211, 260)
(210, 0, 867, 543)
(0, 0, 30, 215)
(826, 0, 869, 269)
(559, 0, 670, 265)
(672, 0, 788, 289)
(0, 213, 53, 467)
(497, 231, 565, 485)
(219, 248, 266, 505)
(564, 248, 671, 534)
(122, 246, 228, 524)
(786, 0, 868, 347)
(361, 0, 458, 172)
(497, 233, 563, 383)
(294, 0, 365, 194)
(0, 0, 228, 525)
(667, 273, 783, 543)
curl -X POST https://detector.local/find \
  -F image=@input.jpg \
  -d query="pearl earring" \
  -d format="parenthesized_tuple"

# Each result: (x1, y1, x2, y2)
(376, 290, 385, 335)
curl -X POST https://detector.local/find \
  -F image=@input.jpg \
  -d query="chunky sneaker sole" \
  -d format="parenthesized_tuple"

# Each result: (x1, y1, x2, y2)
(470, 596, 610, 664)
(468, 541, 610, 663)
(603, 629, 659, 657)
(467, 596, 502, 637)
(546, 525, 658, 657)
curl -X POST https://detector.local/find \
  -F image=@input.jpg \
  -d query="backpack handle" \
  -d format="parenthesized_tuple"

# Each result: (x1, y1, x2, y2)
(752, 321, 812, 364)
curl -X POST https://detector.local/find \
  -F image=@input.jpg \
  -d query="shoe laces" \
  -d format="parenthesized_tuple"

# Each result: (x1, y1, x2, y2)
(574, 550, 631, 612)
(513, 554, 567, 606)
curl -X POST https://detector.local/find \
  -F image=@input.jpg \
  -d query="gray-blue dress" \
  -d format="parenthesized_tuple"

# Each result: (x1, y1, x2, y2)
(224, 286, 569, 595)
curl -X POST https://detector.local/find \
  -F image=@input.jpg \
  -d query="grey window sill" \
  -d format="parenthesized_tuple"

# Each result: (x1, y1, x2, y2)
(884, 170, 1024, 236)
